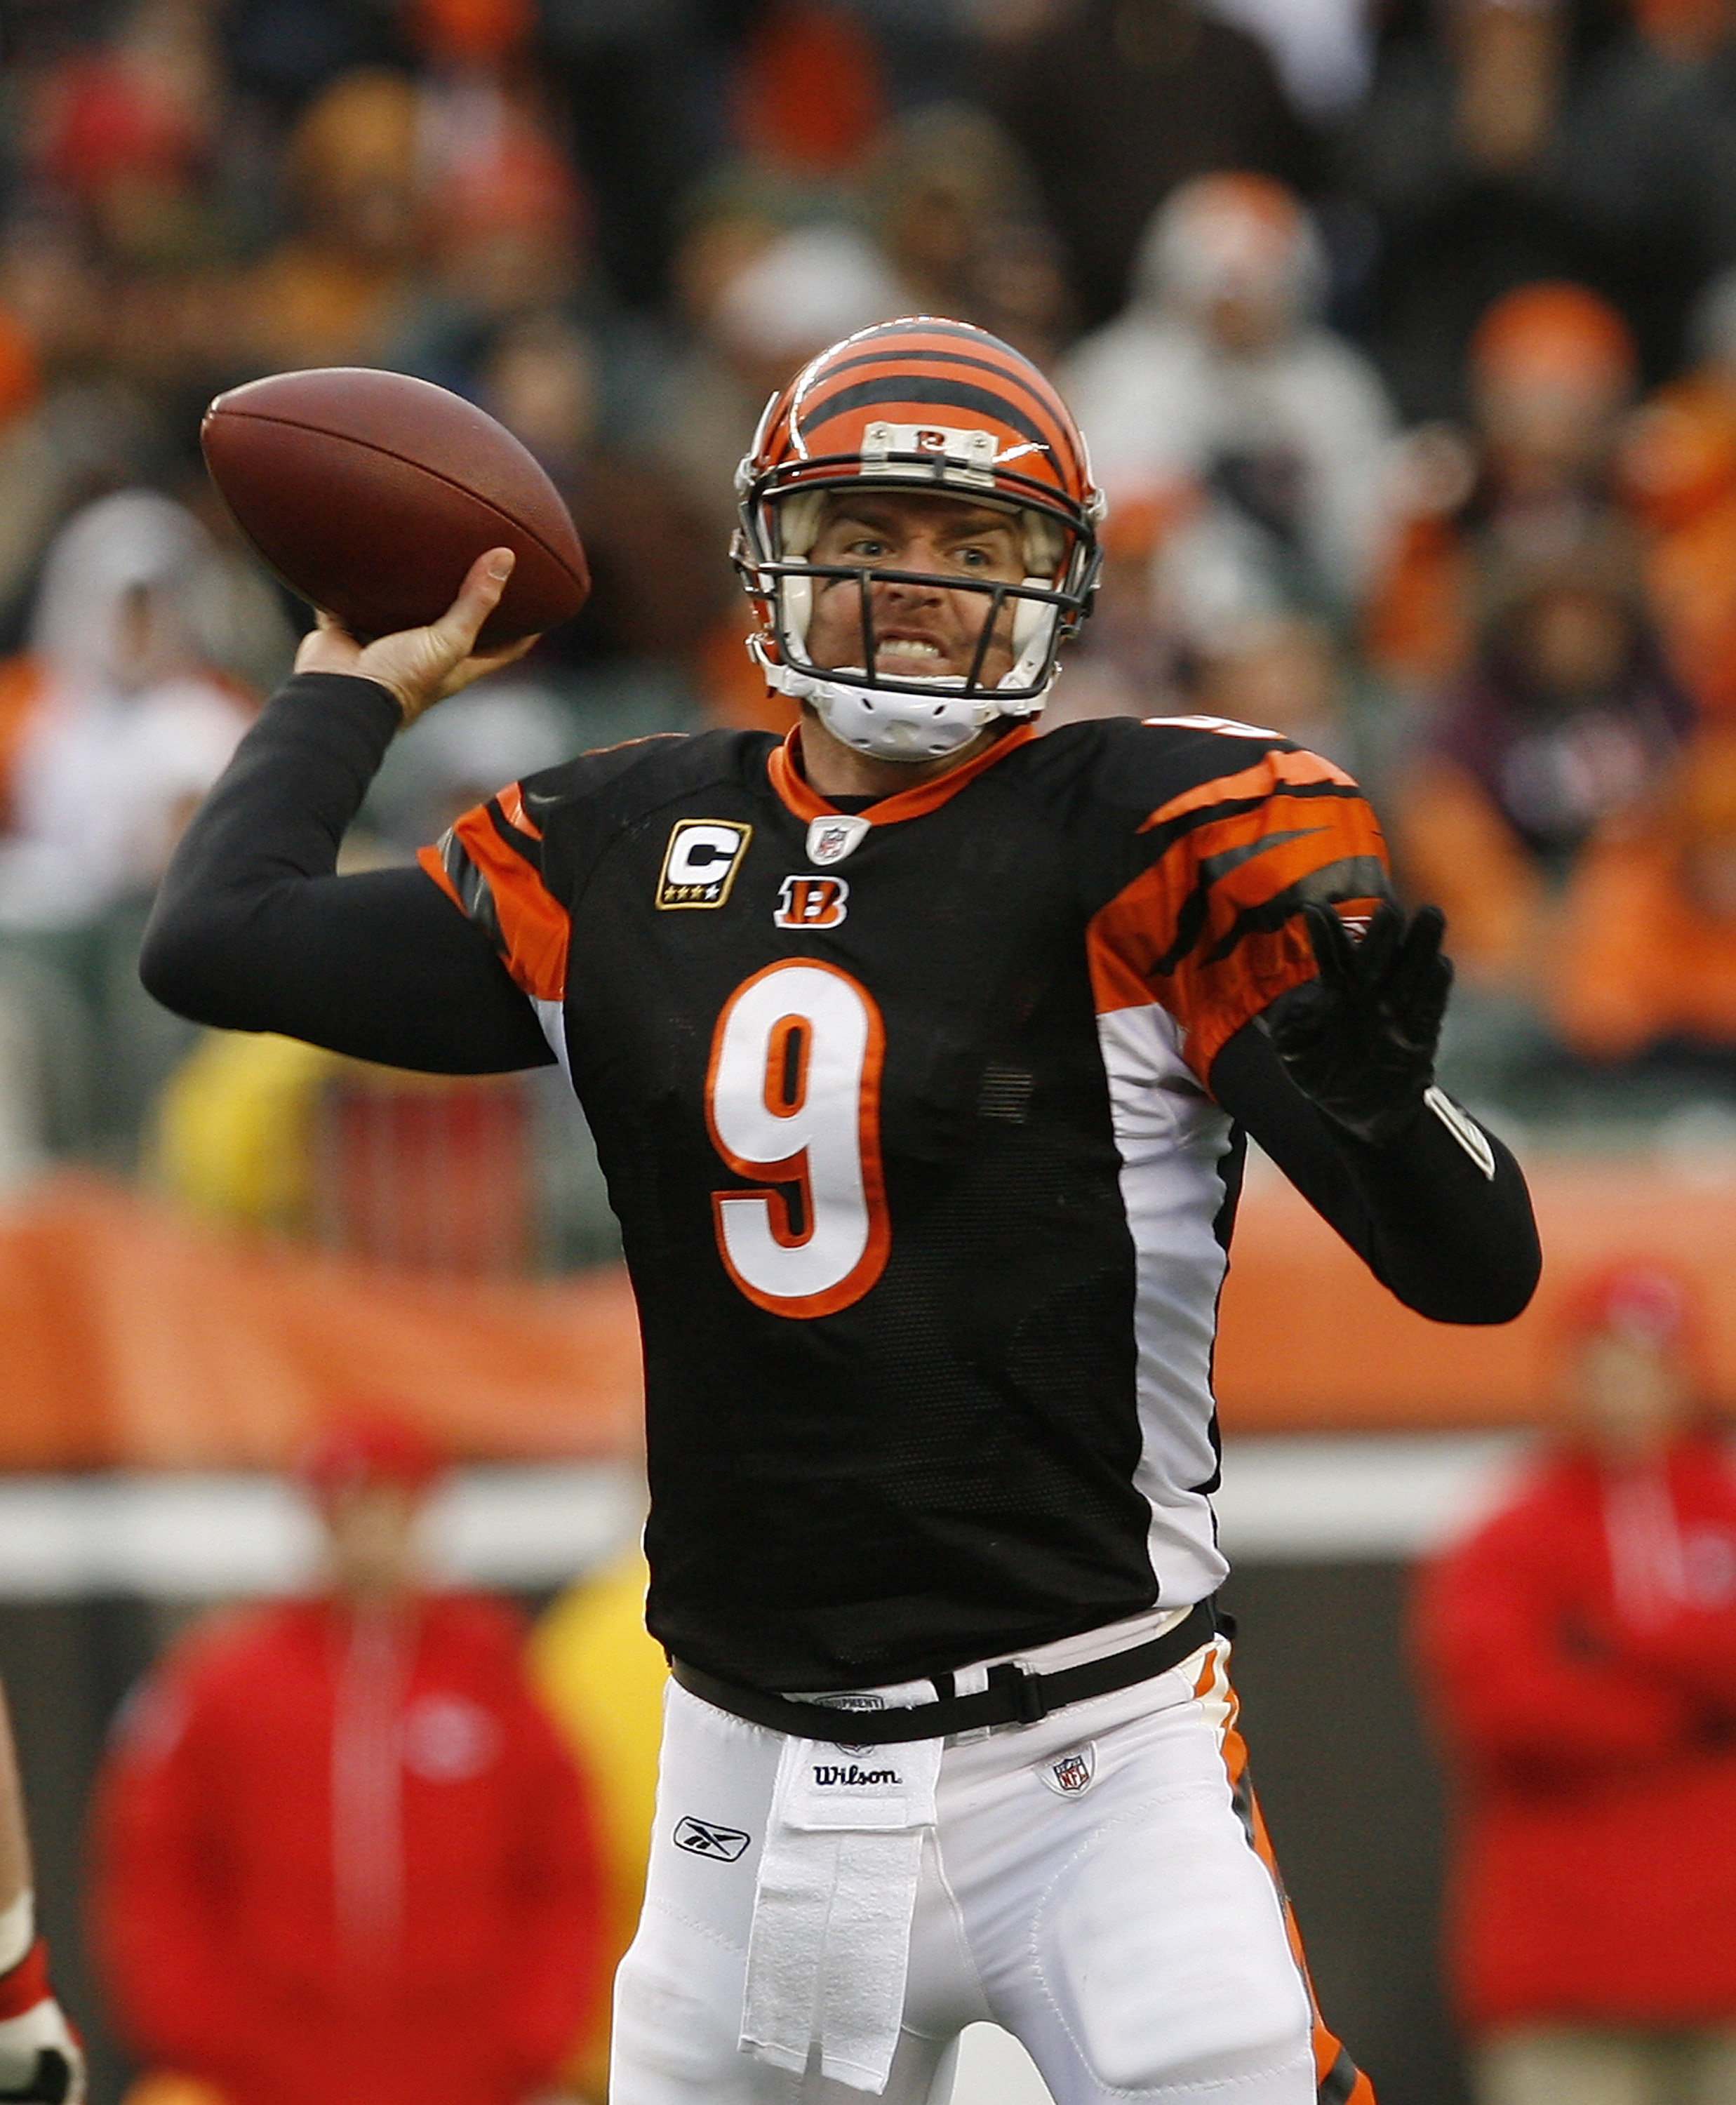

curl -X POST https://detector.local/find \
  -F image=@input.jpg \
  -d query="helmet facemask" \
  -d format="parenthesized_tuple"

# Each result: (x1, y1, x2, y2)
(732, 436, 1094, 758)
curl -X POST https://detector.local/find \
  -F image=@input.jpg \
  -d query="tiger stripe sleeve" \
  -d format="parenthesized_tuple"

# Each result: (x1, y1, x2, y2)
(1087, 743, 1394, 1085)
(418, 778, 570, 1007)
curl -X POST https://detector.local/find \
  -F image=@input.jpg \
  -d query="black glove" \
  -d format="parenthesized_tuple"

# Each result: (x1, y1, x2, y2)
(1264, 901, 1452, 1144)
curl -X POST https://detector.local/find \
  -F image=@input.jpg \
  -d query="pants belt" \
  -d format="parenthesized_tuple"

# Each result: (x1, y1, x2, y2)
(671, 1598, 1219, 1745)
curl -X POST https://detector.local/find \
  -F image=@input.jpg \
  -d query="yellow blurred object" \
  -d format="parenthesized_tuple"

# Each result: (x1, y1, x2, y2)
(123, 2075, 230, 2105)
(149, 1029, 335, 1232)
(530, 1543, 665, 2101)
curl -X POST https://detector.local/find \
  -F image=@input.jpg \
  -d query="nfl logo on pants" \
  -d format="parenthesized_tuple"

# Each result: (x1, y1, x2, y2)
(1042, 1744, 1096, 1797)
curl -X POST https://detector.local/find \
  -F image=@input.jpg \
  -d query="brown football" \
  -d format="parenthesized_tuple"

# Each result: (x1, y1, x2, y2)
(201, 367, 590, 649)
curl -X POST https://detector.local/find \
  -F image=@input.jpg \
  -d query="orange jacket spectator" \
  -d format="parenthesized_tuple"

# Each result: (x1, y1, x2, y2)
(1368, 284, 1641, 695)
(1389, 533, 1693, 989)
(1620, 330, 1736, 719)
(1553, 727, 1736, 1061)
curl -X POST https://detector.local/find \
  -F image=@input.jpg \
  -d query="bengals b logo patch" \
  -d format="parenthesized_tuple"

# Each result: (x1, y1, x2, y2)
(774, 876, 849, 930)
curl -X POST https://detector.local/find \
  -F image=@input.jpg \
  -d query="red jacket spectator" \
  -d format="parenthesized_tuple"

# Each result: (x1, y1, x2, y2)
(91, 1413, 605, 2105)
(1415, 1278, 1736, 2035)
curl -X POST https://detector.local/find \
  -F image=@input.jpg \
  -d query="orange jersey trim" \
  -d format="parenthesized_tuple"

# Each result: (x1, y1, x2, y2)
(766, 722, 1039, 827)
(1197, 1642, 1378, 2105)
(421, 802, 570, 1006)
(416, 841, 463, 910)
(495, 780, 544, 841)
(1088, 748, 1391, 1084)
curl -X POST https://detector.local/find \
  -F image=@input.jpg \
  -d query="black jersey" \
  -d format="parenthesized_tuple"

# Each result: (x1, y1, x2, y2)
(420, 714, 1391, 1690)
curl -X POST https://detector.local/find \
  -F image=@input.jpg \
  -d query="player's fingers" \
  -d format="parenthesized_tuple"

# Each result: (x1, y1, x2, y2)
(1355, 900, 1405, 982)
(1302, 900, 1358, 986)
(406, 548, 517, 674)
(425, 547, 515, 659)
(293, 608, 363, 674)
(1387, 905, 1449, 1006)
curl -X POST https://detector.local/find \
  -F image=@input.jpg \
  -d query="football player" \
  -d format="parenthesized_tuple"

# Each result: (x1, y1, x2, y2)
(143, 319, 1540, 2105)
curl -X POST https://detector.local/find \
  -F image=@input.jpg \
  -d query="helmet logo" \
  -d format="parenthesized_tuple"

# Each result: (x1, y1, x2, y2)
(861, 421, 996, 488)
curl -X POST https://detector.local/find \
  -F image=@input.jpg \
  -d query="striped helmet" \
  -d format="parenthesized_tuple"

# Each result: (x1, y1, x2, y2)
(733, 316, 1105, 761)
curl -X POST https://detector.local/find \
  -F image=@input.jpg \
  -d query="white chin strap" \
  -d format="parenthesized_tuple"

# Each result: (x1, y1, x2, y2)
(756, 650, 1023, 762)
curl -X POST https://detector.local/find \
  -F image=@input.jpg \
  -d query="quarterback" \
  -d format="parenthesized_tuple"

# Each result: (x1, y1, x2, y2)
(145, 320, 1540, 2105)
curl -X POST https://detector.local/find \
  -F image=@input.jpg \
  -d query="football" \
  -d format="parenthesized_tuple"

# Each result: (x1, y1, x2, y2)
(200, 367, 590, 650)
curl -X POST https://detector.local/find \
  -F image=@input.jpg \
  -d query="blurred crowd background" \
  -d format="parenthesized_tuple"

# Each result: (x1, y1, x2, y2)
(11, 0, 1736, 1212)
(8, 3, 1736, 2103)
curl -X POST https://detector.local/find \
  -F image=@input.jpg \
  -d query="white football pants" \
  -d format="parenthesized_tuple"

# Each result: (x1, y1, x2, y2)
(610, 1630, 1344, 2105)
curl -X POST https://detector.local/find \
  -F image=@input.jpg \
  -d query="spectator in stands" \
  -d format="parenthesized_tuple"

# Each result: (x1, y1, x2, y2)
(1551, 723, 1736, 1073)
(989, 0, 1319, 333)
(532, 0, 742, 310)
(1620, 265, 1736, 719)
(1062, 173, 1398, 654)
(1415, 1262, 1736, 2105)
(91, 1406, 604, 2105)
(1370, 281, 1643, 699)
(0, 207, 175, 640)
(466, 307, 721, 737)
(1342, 0, 1630, 422)
(0, 488, 253, 928)
(862, 101, 1073, 368)
(229, 69, 429, 375)
(1390, 521, 1692, 999)
(1198, 0, 1375, 121)
(1564, 0, 1736, 382)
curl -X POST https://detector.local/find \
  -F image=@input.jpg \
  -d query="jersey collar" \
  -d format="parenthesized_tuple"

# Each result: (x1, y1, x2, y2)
(766, 721, 1038, 827)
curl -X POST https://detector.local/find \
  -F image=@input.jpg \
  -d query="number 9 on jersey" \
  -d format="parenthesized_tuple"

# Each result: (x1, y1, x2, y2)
(705, 960, 890, 1317)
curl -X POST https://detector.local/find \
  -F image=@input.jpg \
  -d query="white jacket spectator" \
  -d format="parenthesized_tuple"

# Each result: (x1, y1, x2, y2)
(0, 491, 253, 926)
(1061, 174, 1398, 648)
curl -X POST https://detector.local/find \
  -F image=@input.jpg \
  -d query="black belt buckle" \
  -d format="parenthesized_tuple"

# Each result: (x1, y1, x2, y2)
(988, 1658, 1049, 1725)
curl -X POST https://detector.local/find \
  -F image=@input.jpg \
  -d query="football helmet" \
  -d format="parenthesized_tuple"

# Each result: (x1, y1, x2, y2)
(734, 316, 1105, 762)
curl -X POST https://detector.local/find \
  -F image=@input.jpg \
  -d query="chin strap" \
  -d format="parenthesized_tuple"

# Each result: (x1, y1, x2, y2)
(754, 643, 1056, 763)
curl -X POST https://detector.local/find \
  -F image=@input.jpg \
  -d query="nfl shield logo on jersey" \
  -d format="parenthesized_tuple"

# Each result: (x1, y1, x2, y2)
(1041, 1744, 1097, 1798)
(806, 814, 870, 867)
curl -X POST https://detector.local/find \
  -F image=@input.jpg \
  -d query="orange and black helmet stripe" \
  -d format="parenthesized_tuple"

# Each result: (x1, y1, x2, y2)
(752, 316, 1097, 521)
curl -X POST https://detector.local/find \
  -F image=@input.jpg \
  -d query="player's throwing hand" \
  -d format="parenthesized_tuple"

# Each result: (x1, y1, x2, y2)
(293, 548, 538, 727)
(1265, 901, 1453, 1144)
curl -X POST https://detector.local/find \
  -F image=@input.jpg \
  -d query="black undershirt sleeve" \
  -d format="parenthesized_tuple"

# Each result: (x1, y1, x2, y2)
(140, 673, 554, 1075)
(1208, 1018, 1540, 1325)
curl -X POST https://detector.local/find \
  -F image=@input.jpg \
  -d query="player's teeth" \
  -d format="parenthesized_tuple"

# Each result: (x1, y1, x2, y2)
(883, 641, 940, 658)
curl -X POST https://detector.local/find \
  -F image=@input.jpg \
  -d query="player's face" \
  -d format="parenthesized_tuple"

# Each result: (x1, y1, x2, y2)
(803, 491, 1026, 687)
